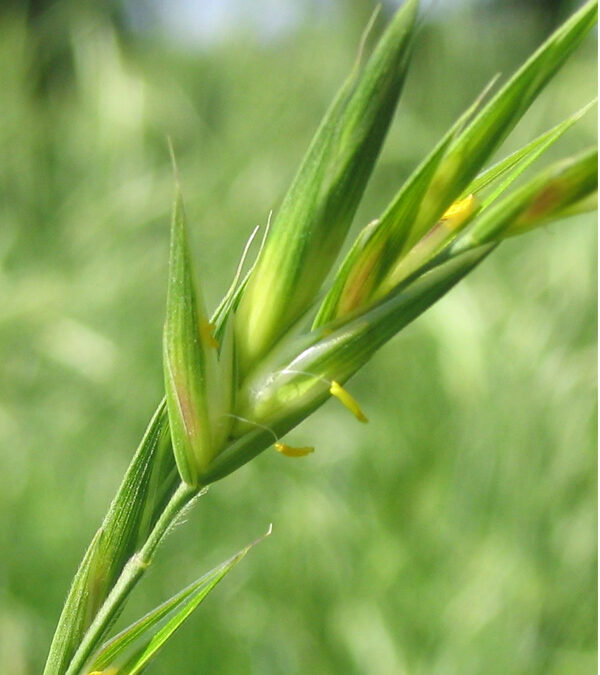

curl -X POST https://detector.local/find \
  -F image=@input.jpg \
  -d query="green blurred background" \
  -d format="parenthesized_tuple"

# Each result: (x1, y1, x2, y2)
(0, 0, 596, 673)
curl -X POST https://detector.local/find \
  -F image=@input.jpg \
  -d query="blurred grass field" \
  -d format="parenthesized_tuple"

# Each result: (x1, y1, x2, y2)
(0, 1, 597, 673)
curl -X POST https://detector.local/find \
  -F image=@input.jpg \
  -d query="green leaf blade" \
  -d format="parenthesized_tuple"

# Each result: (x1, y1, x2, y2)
(88, 529, 271, 674)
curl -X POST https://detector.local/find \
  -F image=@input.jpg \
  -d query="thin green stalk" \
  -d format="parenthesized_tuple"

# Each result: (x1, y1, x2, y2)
(63, 482, 198, 675)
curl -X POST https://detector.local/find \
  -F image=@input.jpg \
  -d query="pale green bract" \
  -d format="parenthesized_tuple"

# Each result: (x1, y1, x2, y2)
(43, 2, 597, 673)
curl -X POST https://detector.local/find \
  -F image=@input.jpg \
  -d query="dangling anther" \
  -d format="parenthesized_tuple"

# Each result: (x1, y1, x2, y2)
(329, 381, 368, 423)
(225, 413, 314, 459)
(274, 442, 315, 458)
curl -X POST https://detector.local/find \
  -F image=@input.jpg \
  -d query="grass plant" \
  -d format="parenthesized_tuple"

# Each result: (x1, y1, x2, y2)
(37, 1, 597, 672)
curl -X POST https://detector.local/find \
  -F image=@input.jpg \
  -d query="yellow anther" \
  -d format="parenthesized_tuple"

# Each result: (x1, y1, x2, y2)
(441, 194, 477, 231)
(329, 381, 368, 423)
(199, 319, 219, 349)
(274, 442, 315, 458)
